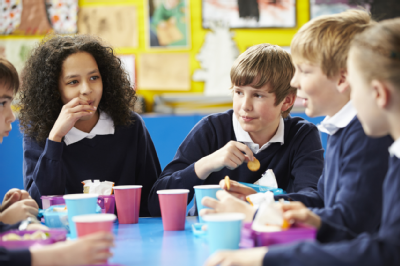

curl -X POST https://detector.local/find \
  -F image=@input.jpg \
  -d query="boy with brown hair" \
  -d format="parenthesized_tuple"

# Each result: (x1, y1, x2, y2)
(148, 43, 325, 216)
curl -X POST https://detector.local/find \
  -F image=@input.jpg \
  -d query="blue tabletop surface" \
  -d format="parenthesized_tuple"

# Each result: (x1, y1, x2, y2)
(110, 217, 210, 266)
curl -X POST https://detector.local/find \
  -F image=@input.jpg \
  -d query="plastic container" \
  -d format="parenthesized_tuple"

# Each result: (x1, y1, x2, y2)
(42, 205, 69, 230)
(41, 195, 65, 209)
(98, 195, 115, 214)
(238, 182, 286, 195)
(0, 229, 67, 249)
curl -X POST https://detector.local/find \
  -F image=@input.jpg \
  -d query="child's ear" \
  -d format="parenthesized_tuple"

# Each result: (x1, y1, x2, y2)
(337, 69, 350, 94)
(281, 93, 296, 113)
(371, 79, 390, 109)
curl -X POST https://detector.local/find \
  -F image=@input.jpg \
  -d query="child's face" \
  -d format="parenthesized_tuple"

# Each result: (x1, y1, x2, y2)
(347, 51, 388, 137)
(0, 85, 15, 143)
(58, 52, 103, 121)
(233, 84, 283, 140)
(291, 62, 345, 117)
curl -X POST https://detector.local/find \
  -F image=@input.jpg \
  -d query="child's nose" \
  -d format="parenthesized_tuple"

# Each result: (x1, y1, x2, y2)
(7, 106, 16, 123)
(242, 95, 253, 111)
(80, 81, 92, 95)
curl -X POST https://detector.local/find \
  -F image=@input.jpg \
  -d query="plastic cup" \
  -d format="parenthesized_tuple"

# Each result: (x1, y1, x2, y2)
(203, 213, 246, 254)
(194, 185, 222, 223)
(113, 185, 142, 224)
(157, 189, 189, 231)
(63, 194, 99, 239)
(73, 213, 117, 237)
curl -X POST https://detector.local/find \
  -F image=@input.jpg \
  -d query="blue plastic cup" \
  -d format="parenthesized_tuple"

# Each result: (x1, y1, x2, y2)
(63, 194, 99, 239)
(203, 213, 246, 254)
(194, 185, 221, 223)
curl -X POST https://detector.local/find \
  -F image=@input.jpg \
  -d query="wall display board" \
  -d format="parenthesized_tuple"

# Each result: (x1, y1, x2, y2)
(310, 0, 370, 18)
(0, 39, 40, 73)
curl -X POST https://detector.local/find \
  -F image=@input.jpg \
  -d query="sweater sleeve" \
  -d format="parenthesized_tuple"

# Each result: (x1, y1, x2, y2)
(0, 247, 31, 266)
(317, 219, 358, 243)
(0, 222, 21, 233)
(23, 136, 66, 208)
(147, 117, 217, 217)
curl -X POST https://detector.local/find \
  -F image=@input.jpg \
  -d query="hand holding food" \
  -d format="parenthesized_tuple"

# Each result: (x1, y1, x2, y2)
(0, 199, 39, 225)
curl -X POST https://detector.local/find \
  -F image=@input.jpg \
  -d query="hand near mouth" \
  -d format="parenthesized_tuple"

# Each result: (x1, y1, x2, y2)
(48, 97, 97, 142)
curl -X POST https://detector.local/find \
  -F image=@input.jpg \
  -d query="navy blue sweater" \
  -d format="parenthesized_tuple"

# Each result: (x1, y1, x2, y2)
(264, 154, 400, 266)
(148, 110, 324, 216)
(23, 112, 161, 217)
(0, 222, 31, 266)
(277, 117, 392, 243)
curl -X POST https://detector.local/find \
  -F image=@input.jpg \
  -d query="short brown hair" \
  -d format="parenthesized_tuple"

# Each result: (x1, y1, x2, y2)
(0, 58, 19, 94)
(230, 43, 296, 118)
(350, 18, 400, 88)
(291, 9, 373, 78)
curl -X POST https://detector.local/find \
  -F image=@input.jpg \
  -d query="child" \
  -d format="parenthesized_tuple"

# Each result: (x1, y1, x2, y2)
(0, 57, 114, 266)
(148, 43, 325, 216)
(18, 35, 161, 216)
(217, 10, 393, 243)
(204, 16, 400, 266)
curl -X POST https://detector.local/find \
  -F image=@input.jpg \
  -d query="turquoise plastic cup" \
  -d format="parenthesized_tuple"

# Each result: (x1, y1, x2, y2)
(203, 213, 246, 254)
(194, 185, 221, 223)
(63, 194, 99, 239)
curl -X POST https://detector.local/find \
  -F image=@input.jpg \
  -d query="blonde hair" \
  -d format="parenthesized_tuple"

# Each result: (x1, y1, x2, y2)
(350, 18, 400, 88)
(291, 9, 373, 78)
(230, 43, 296, 118)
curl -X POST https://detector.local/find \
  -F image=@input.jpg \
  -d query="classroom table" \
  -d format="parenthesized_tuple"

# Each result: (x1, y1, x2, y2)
(109, 217, 210, 266)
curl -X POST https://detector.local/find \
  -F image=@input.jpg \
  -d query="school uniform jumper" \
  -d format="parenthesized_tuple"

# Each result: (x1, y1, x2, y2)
(23, 112, 161, 217)
(263, 139, 400, 266)
(0, 222, 31, 266)
(148, 109, 324, 217)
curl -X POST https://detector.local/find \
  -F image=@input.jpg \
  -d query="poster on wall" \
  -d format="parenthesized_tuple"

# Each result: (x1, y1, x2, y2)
(0, 39, 40, 73)
(78, 5, 138, 48)
(0, 0, 78, 35)
(310, 0, 370, 19)
(147, 0, 191, 49)
(118, 55, 136, 89)
(202, 0, 296, 28)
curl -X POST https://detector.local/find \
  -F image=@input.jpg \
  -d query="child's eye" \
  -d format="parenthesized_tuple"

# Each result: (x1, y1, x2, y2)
(254, 94, 263, 98)
(0, 101, 6, 107)
(235, 90, 243, 96)
(67, 80, 78, 85)
(90, 76, 100, 81)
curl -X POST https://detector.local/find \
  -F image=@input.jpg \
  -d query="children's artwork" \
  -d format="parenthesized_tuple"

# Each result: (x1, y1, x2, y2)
(202, 0, 296, 28)
(138, 53, 190, 90)
(0, 39, 40, 73)
(118, 55, 136, 89)
(78, 5, 138, 48)
(310, 0, 370, 19)
(0, 0, 77, 35)
(147, 0, 190, 48)
(193, 21, 239, 96)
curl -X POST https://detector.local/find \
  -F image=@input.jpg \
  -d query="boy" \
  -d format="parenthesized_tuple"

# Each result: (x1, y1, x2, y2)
(148, 44, 325, 216)
(0, 58, 114, 266)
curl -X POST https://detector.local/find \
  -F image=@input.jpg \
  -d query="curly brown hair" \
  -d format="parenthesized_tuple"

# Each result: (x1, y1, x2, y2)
(18, 34, 137, 143)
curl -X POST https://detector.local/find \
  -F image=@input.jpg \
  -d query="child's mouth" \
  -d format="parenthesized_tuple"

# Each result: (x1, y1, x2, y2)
(241, 116, 255, 122)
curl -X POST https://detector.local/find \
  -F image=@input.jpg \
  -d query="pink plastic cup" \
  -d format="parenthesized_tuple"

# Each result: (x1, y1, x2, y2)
(157, 189, 189, 231)
(73, 214, 117, 237)
(113, 185, 142, 224)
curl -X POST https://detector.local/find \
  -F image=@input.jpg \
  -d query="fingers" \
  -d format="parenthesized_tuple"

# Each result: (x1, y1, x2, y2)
(23, 199, 39, 209)
(205, 251, 231, 266)
(280, 201, 306, 212)
(64, 97, 89, 108)
(229, 192, 246, 201)
(20, 190, 31, 200)
(232, 142, 254, 161)
(25, 206, 39, 217)
(200, 208, 217, 217)
(201, 196, 219, 209)
(70, 104, 96, 114)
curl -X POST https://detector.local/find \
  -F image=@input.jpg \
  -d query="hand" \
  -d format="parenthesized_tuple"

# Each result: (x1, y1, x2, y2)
(200, 190, 256, 223)
(0, 199, 39, 224)
(195, 141, 254, 180)
(30, 232, 114, 266)
(219, 179, 257, 201)
(280, 201, 321, 229)
(49, 97, 96, 142)
(204, 247, 268, 266)
(27, 223, 49, 231)
(0, 188, 31, 212)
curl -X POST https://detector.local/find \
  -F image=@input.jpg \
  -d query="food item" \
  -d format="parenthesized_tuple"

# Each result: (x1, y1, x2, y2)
(225, 176, 231, 191)
(281, 219, 291, 230)
(2, 231, 49, 241)
(2, 233, 21, 241)
(247, 158, 260, 172)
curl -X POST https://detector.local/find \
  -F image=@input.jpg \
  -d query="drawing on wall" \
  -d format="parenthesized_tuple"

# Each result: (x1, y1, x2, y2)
(118, 55, 136, 89)
(0, 0, 77, 35)
(78, 5, 138, 48)
(0, 39, 40, 73)
(202, 0, 296, 28)
(147, 0, 190, 48)
(310, 0, 370, 19)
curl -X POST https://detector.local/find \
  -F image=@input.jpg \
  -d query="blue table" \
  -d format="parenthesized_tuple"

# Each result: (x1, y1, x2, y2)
(110, 217, 209, 266)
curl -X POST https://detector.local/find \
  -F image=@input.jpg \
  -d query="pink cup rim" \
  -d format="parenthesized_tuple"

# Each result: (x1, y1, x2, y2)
(157, 189, 190, 194)
(202, 213, 246, 222)
(72, 214, 117, 223)
(63, 194, 99, 200)
(113, 185, 143, 190)
(193, 185, 221, 189)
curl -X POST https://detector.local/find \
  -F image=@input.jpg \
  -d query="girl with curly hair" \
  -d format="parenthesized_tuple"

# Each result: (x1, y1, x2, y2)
(18, 34, 161, 217)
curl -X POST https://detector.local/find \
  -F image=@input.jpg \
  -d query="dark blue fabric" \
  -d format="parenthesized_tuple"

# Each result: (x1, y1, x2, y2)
(23, 112, 161, 217)
(148, 110, 324, 216)
(276, 117, 392, 242)
(264, 155, 400, 266)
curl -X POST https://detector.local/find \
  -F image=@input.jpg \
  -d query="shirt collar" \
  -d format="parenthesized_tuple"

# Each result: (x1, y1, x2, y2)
(389, 138, 400, 158)
(232, 113, 284, 154)
(317, 101, 357, 135)
(63, 112, 115, 146)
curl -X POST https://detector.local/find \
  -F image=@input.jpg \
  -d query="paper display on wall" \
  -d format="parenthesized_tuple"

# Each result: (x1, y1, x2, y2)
(138, 53, 190, 90)
(0, 39, 40, 73)
(78, 5, 138, 48)
(118, 55, 136, 88)
(310, 0, 370, 19)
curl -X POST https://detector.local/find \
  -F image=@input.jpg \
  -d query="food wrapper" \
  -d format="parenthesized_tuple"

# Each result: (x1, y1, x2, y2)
(254, 169, 278, 189)
(82, 180, 114, 195)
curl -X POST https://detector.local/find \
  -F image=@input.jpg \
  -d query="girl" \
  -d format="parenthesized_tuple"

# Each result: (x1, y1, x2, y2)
(19, 35, 161, 217)
(204, 17, 400, 266)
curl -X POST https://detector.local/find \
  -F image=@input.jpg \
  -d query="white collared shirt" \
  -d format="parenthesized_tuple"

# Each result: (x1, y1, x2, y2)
(389, 138, 400, 159)
(63, 112, 115, 146)
(317, 101, 357, 135)
(232, 113, 284, 154)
